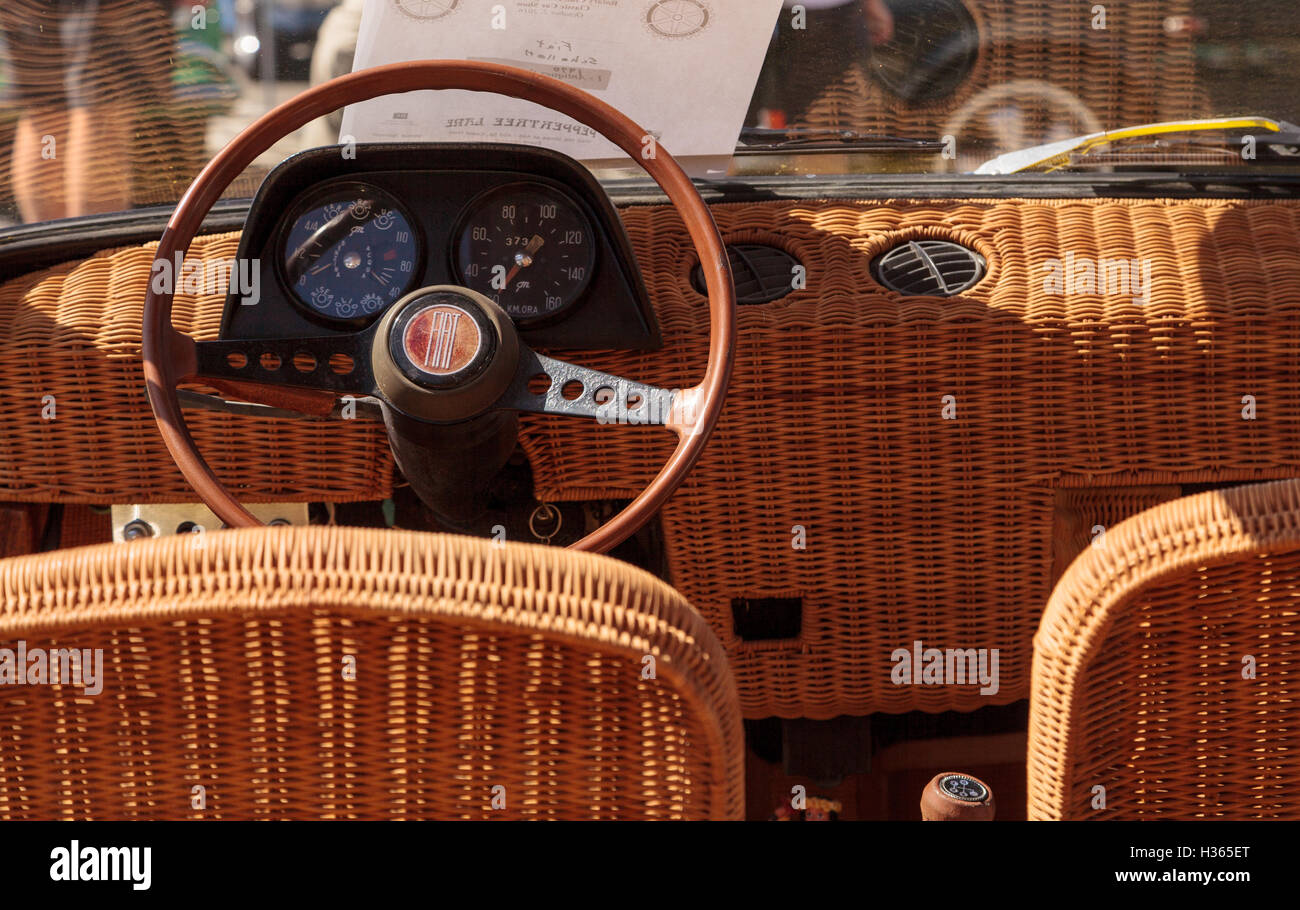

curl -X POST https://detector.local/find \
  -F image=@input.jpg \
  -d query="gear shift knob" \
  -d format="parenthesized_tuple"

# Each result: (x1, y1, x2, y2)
(921, 772, 995, 820)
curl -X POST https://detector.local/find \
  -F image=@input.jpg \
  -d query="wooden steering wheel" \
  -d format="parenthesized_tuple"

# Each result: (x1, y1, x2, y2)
(143, 60, 735, 553)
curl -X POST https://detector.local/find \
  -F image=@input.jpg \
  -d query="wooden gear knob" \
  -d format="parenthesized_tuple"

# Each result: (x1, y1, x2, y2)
(921, 772, 996, 821)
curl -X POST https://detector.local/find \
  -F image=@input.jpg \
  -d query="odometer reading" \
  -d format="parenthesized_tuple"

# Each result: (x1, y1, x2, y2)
(281, 182, 421, 323)
(453, 184, 597, 323)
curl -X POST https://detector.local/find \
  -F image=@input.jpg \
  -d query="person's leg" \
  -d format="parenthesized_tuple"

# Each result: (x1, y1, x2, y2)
(59, 0, 132, 215)
(2, 1, 80, 221)
(66, 104, 132, 215)
(12, 111, 71, 222)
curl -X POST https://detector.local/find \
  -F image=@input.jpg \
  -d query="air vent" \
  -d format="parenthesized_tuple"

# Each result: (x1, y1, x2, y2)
(691, 244, 801, 304)
(873, 240, 986, 296)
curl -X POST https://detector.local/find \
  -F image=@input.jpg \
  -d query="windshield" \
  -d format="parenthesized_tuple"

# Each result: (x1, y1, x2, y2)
(0, 0, 1296, 227)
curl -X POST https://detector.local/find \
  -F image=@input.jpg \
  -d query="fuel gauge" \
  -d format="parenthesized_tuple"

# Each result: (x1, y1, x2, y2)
(279, 181, 422, 324)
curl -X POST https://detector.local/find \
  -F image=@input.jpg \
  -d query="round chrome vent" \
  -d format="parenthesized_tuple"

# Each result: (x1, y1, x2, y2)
(872, 240, 986, 296)
(871, 0, 980, 104)
(691, 244, 802, 305)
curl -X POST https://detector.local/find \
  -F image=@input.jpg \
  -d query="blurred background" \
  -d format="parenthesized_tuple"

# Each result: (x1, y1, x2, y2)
(0, 0, 1298, 224)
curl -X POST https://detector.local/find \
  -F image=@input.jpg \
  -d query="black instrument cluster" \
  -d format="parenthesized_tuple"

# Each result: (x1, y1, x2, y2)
(220, 144, 660, 351)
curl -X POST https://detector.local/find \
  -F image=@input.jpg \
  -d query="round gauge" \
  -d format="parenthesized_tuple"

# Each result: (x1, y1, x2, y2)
(452, 183, 597, 324)
(279, 182, 421, 324)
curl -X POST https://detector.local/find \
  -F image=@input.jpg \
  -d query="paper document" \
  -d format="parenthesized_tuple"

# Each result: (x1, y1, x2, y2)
(340, 0, 783, 171)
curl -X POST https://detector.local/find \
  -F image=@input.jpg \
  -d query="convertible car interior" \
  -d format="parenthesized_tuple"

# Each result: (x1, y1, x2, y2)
(0, 0, 1297, 833)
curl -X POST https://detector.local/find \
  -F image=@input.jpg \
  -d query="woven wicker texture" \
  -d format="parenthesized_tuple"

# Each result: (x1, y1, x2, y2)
(0, 525, 743, 819)
(799, 0, 1204, 160)
(5, 198, 1300, 719)
(57, 505, 112, 550)
(1051, 486, 1182, 580)
(1029, 479, 1300, 819)
(515, 197, 1300, 718)
(0, 232, 394, 502)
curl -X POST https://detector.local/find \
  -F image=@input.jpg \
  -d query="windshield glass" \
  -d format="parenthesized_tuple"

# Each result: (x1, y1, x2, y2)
(0, 0, 1296, 227)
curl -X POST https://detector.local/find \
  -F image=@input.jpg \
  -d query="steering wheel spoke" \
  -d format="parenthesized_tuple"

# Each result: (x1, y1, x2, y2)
(506, 347, 678, 428)
(193, 334, 376, 396)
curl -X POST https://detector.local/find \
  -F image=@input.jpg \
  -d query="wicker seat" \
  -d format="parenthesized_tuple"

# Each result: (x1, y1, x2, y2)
(1029, 480, 1300, 819)
(0, 526, 744, 819)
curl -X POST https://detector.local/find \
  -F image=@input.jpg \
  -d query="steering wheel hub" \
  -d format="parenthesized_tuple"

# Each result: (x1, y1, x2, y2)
(372, 285, 519, 423)
(389, 289, 496, 389)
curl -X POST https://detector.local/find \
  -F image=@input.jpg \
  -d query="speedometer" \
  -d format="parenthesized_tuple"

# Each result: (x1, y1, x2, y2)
(452, 183, 597, 324)
(279, 181, 422, 324)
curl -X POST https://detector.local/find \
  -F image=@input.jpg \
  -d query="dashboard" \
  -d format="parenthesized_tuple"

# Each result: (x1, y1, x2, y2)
(219, 143, 662, 352)
(6, 186, 1300, 723)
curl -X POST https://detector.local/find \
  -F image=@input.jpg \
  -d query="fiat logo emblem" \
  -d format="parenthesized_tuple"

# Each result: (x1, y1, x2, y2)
(401, 302, 482, 376)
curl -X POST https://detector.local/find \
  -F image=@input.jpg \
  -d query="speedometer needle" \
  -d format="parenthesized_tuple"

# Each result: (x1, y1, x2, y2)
(503, 234, 546, 288)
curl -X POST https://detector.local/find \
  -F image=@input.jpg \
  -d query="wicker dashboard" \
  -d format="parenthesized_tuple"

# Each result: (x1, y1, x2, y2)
(3, 196, 1300, 719)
